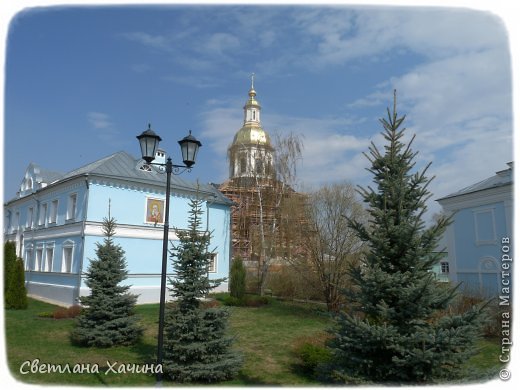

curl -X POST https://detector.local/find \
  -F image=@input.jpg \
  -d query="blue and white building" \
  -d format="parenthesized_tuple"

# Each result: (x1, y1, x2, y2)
(3, 150, 232, 306)
(437, 163, 513, 297)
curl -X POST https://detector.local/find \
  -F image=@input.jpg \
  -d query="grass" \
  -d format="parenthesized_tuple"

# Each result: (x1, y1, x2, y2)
(5, 297, 504, 385)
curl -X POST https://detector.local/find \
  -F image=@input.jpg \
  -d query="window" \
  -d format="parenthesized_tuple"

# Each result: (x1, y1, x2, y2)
(49, 200, 58, 224)
(35, 248, 43, 271)
(240, 156, 247, 174)
(25, 248, 33, 271)
(441, 262, 449, 274)
(62, 245, 73, 273)
(255, 158, 264, 175)
(45, 246, 54, 272)
(14, 211, 20, 232)
(27, 207, 34, 229)
(67, 193, 77, 221)
(474, 209, 496, 244)
(208, 253, 217, 273)
(39, 203, 48, 226)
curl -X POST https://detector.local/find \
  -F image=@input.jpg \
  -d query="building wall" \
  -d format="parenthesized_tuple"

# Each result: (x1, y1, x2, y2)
(5, 175, 231, 306)
(80, 180, 230, 304)
(449, 201, 508, 296)
(4, 177, 88, 306)
(439, 184, 512, 298)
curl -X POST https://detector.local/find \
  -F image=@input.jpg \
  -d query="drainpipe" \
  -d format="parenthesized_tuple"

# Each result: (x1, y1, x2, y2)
(74, 176, 90, 304)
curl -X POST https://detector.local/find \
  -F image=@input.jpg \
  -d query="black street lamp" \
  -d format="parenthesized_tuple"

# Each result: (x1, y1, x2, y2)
(136, 124, 201, 382)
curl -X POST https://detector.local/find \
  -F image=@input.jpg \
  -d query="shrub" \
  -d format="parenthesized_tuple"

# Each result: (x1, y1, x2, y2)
(293, 333, 333, 377)
(38, 305, 84, 320)
(229, 257, 246, 299)
(53, 308, 70, 319)
(5, 259, 28, 310)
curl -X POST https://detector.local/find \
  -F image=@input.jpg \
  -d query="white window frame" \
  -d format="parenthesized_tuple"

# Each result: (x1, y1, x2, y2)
(49, 199, 59, 224)
(440, 261, 449, 274)
(208, 253, 217, 273)
(62, 241, 74, 273)
(35, 247, 43, 271)
(14, 211, 20, 233)
(27, 207, 34, 230)
(473, 208, 497, 245)
(24, 245, 33, 271)
(44, 244, 55, 272)
(39, 203, 48, 226)
(67, 193, 78, 221)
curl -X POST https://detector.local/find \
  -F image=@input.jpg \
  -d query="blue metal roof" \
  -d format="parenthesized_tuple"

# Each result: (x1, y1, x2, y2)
(10, 151, 232, 206)
(437, 162, 513, 201)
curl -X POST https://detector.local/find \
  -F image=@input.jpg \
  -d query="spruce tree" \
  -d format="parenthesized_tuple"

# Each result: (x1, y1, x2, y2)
(4, 241, 28, 310)
(229, 257, 246, 300)
(163, 197, 242, 382)
(330, 91, 486, 384)
(71, 217, 142, 347)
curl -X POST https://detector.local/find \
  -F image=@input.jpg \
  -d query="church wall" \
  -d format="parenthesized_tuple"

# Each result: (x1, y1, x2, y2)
(439, 183, 512, 298)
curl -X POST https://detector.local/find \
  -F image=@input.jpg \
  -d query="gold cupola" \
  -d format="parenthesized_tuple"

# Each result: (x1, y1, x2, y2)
(229, 75, 274, 180)
(231, 74, 271, 147)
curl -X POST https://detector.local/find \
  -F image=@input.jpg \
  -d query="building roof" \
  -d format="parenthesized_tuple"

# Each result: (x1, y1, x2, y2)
(34, 164, 63, 185)
(437, 162, 513, 201)
(7, 151, 232, 206)
(232, 125, 271, 147)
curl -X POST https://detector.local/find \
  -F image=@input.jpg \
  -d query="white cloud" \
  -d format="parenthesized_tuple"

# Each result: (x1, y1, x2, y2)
(87, 112, 120, 145)
(204, 32, 240, 55)
(293, 7, 508, 68)
(120, 32, 171, 51)
(87, 112, 112, 129)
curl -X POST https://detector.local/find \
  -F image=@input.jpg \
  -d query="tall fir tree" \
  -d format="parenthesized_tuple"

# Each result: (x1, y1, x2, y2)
(162, 197, 242, 382)
(71, 217, 142, 347)
(330, 91, 486, 384)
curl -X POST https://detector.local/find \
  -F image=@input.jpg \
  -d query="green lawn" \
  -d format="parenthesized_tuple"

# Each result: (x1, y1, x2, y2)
(5, 298, 503, 385)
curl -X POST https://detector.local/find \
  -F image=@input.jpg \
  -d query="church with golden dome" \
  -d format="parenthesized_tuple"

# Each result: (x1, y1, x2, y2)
(219, 77, 295, 291)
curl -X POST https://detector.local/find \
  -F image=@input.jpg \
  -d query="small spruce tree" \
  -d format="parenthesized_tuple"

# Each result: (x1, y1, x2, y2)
(229, 257, 246, 300)
(163, 197, 242, 382)
(71, 217, 142, 347)
(4, 241, 17, 293)
(330, 91, 486, 384)
(4, 241, 28, 310)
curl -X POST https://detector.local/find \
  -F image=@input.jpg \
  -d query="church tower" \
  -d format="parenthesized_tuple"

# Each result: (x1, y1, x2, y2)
(228, 75, 274, 181)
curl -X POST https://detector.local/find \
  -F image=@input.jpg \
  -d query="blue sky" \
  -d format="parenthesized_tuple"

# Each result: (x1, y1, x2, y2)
(2, 3, 514, 221)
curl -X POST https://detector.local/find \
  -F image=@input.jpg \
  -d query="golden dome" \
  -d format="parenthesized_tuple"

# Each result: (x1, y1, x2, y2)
(232, 124, 271, 146)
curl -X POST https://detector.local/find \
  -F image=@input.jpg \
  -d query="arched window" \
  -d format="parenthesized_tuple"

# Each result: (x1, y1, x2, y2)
(240, 156, 247, 174)
(478, 257, 500, 297)
(255, 159, 264, 175)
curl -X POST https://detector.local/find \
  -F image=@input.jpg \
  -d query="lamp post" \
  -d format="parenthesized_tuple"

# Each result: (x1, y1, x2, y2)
(136, 124, 202, 383)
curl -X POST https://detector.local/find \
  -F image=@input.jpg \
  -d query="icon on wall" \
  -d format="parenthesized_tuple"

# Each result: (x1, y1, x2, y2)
(145, 197, 165, 226)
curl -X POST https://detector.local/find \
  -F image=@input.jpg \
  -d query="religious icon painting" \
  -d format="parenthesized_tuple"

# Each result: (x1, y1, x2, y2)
(145, 197, 165, 226)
